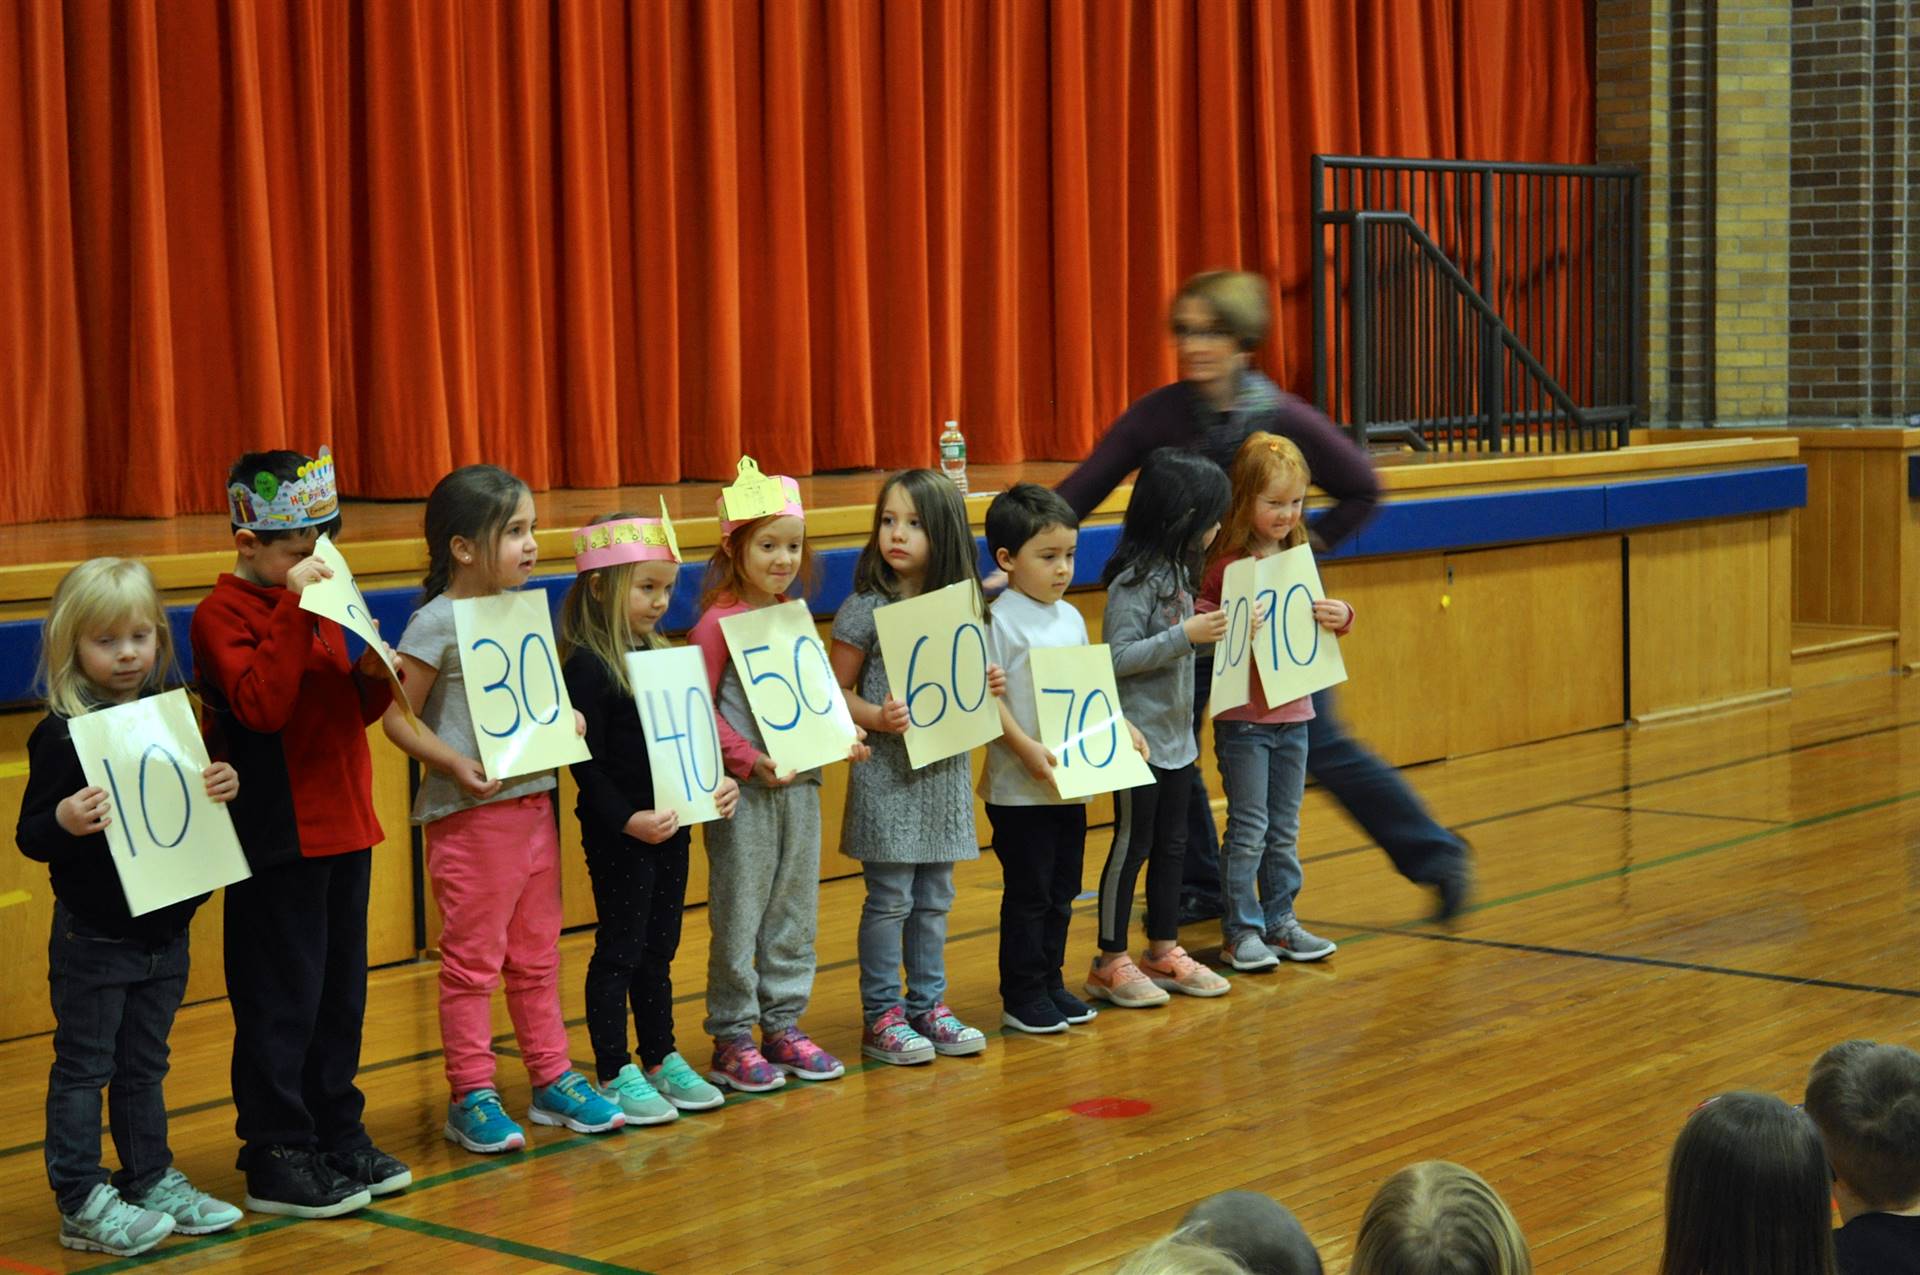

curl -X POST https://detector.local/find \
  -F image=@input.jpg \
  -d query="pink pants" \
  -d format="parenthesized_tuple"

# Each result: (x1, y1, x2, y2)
(426, 794, 572, 1096)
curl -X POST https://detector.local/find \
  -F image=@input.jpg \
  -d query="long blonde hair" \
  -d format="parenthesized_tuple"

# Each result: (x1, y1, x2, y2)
(37, 558, 176, 719)
(1351, 1161, 1532, 1275)
(1209, 431, 1311, 568)
(556, 512, 669, 698)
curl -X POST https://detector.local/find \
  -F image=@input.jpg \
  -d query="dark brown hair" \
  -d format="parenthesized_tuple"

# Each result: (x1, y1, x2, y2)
(1805, 1039, 1920, 1209)
(1658, 1092, 1836, 1275)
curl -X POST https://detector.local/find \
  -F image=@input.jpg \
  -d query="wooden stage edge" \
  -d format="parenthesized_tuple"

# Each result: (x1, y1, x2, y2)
(0, 436, 1797, 607)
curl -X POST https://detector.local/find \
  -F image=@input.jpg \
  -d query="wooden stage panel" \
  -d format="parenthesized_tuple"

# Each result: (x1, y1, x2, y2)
(0, 676, 1915, 1272)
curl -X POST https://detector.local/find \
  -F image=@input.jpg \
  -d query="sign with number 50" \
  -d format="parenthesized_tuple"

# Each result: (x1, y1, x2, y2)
(872, 580, 1003, 768)
(453, 592, 592, 780)
(720, 599, 859, 774)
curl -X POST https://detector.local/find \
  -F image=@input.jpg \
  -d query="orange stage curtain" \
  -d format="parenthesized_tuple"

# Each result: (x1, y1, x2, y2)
(0, 0, 1592, 525)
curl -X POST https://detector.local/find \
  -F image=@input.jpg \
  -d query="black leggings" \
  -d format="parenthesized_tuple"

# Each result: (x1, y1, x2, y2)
(1096, 763, 1193, 952)
(583, 838, 689, 1079)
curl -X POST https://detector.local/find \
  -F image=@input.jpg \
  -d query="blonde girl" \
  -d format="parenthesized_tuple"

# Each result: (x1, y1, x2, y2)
(689, 469, 866, 1091)
(557, 511, 739, 1124)
(16, 559, 241, 1255)
(383, 465, 623, 1154)
(1351, 1161, 1532, 1275)
(829, 469, 1005, 1064)
(1199, 432, 1353, 972)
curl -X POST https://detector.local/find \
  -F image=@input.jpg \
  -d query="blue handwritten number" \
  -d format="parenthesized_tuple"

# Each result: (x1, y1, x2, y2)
(644, 687, 722, 801)
(1255, 588, 1280, 670)
(1078, 688, 1119, 768)
(742, 645, 801, 731)
(643, 693, 695, 800)
(794, 636, 835, 717)
(519, 632, 562, 725)
(1040, 688, 1077, 767)
(904, 636, 949, 727)
(469, 638, 522, 738)
(1280, 584, 1320, 666)
(686, 686, 720, 793)
(99, 746, 191, 858)
(1214, 595, 1250, 679)
(953, 623, 988, 713)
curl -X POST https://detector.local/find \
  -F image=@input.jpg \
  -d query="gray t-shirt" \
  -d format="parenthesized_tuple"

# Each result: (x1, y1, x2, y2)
(398, 593, 558, 825)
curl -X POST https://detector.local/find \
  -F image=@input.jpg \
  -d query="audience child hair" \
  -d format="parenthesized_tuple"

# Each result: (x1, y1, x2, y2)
(1102, 447, 1230, 594)
(1210, 431, 1311, 564)
(1112, 1235, 1253, 1275)
(1659, 1092, 1836, 1275)
(419, 464, 535, 604)
(36, 559, 176, 719)
(852, 468, 983, 604)
(1176, 1190, 1323, 1275)
(1805, 1039, 1920, 1213)
(557, 511, 670, 696)
(1351, 1161, 1532, 1275)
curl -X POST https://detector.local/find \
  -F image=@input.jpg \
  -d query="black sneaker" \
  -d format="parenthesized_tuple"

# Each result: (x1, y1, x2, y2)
(1000, 998, 1068, 1034)
(1047, 985, 1098, 1024)
(324, 1146, 413, 1197)
(1177, 891, 1223, 927)
(242, 1146, 371, 1219)
(1432, 842, 1475, 923)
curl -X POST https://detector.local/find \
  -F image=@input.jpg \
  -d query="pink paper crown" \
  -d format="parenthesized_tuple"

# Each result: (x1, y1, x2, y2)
(716, 456, 804, 535)
(572, 499, 683, 572)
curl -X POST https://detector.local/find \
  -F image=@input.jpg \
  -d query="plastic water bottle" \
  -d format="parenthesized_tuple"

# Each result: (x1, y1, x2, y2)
(938, 419, 968, 494)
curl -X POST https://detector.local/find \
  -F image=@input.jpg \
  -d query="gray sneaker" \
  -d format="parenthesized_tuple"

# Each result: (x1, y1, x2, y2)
(1268, 916, 1337, 961)
(1224, 932, 1281, 972)
(128, 1167, 243, 1235)
(60, 1182, 176, 1256)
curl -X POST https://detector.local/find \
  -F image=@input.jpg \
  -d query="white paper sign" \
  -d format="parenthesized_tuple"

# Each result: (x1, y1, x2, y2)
(1027, 645, 1156, 801)
(872, 581, 1003, 768)
(719, 599, 859, 775)
(1207, 556, 1259, 719)
(299, 535, 414, 723)
(67, 689, 251, 916)
(453, 592, 592, 781)
(1251, 545, 1349, 706)
(626, 646, 724, 826)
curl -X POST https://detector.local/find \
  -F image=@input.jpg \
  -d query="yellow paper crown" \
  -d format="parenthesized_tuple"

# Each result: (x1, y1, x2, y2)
(717, 456, 804, 532)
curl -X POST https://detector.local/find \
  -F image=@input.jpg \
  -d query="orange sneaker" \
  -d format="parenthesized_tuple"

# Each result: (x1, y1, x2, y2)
(1084, 954, 1171, 1008)
(1137, 945, 1230, 997)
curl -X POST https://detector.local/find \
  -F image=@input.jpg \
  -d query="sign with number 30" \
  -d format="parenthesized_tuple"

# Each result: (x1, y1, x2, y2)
(454, 592, 592, 781)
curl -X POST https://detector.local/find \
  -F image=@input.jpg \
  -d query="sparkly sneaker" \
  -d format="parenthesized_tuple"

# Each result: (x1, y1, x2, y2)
(59, 1183, 175, 1256)
(129, 1168, 242, 1235)
(446, 1089, 527, 1154)
(1223, 932, 1281, 972)
(323, 1147, 412, 1197)
(1083, 954, 1171, 1008)
(1137, 945, 1231, 997)
(595, 1063, 679, 1125)
(1267, 916, 1337, 962)
(529, 1070, 626, 1133)
(1048, 985, 1099, 1024)
(862, 1006, 934, 1066)
(707, 1034, 786, 1093)
(647, 1052, 726, 1111)
(908, 1004, 988, 1057)
(763, 1027, 846, 1080)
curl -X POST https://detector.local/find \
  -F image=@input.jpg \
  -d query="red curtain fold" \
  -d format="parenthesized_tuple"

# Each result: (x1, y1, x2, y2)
(0, 0, 1592, 525)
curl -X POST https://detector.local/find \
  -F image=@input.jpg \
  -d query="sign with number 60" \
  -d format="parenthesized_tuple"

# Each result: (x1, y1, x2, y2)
(719, 599, 859, 774)
(872, 580, 1003, 768)
(626, 646, 725, 826)
(67, 689, 251, 916)
(453, 592, 593, 781)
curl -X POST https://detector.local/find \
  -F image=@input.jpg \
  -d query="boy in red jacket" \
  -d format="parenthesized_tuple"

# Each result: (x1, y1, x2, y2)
(190, 449, 408, 1219)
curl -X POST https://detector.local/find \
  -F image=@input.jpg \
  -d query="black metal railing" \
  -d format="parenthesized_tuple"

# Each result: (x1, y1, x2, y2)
(1311, 156, 1642, 453)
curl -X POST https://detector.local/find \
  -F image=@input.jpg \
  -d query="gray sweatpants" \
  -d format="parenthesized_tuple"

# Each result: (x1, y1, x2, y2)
(702, 782, 822, 1040)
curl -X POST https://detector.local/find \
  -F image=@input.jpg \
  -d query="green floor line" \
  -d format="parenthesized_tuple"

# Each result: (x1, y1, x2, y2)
(82, 1217, 299, 1274)
(360, 1208, 656, 1275)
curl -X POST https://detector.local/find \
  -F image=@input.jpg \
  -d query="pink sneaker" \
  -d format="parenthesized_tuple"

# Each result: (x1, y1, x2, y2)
(861, 1006, 934, 1066)
(1084, 954, 1171, 1008)
(762, 1027, 845, 1080)
(1137, 945, 1230, 997)
(706, 1034, 786, 1093)
(908, 1004, 987, 1057)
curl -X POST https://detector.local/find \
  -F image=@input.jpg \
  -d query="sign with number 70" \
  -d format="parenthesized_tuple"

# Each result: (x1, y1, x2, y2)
(1028, 645, 1156, 801)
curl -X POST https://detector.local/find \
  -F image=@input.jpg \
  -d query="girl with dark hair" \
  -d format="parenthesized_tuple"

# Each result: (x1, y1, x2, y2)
(385, 465, 625, 1155)
(1660, 1092, 1838, 1275)
(830, 470, 1006, 1063)
(1084, 449, 1235, 1007)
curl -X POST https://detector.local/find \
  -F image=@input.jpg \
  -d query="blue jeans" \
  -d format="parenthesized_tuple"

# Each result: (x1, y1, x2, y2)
(857, 862, 957, 1022)
(1214, 719, 1309, 942)
(44, 903, 190, 1215)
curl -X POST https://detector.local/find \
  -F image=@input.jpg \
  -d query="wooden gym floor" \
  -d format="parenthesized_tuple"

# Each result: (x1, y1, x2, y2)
(2, 672, 1918, 1273)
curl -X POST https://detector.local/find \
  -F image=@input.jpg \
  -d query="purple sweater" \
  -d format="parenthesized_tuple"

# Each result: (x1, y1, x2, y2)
(1056, 374, 1380, 550)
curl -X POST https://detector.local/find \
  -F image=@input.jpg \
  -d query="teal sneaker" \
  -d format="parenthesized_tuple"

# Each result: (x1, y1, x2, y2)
(59, 1183, 175, 1256)
(647, 1051, 725, 1111)
(128, 1168, 242, 1235)
(594, 1064, 677, 1126)
(529, 1070, 625, 1134)
(445, 1088, 527, 1154)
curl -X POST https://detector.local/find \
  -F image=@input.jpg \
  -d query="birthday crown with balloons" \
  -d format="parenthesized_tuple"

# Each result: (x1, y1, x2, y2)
(716, 456, 804, 535)
(228, 446, 340, 530)
(572, 498, 684, 572)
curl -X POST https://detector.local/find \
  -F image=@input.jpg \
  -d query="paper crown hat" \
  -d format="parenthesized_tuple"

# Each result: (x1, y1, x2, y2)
(572, 498, 684, 572)
(716, 456, 804, 535)
(228, 446, 340, 531)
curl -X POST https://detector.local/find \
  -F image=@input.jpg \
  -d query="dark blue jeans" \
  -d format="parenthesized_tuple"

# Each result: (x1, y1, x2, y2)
(1184, 666, 1464, 907)
(44, 902, 189, 1215)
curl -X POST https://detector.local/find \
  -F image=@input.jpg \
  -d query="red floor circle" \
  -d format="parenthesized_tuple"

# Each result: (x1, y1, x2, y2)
(1069, 1097, 1152, 1119)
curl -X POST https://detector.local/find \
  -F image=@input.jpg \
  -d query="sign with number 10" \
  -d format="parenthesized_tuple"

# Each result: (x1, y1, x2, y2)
(453, 591, 593, 781)
(872, 580, 1003, 768)
(67, 689, 251, 916)
(1028, 645, 1156, 801)
(719, 599, 859, 774)
(626, 646, 724, 826)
